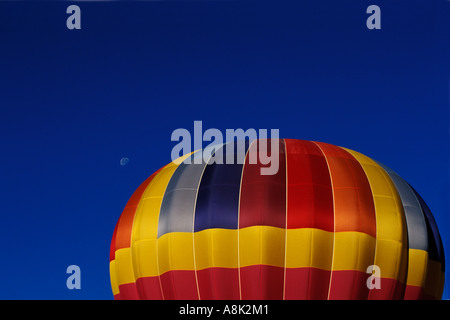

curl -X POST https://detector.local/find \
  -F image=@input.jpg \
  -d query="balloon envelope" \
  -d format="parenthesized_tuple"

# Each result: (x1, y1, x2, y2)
(110, 139, 445, 300)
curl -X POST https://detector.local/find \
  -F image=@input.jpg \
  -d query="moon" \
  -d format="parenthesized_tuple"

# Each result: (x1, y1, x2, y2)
(120, 157, 130, 166)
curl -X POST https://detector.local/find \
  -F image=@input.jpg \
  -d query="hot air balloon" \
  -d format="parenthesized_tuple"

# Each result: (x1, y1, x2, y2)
(109, 139, 445, 300)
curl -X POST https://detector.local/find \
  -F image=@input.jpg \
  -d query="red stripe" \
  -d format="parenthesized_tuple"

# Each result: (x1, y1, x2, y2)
(313, 142, 376, 236)
(285, 139, 333, 231)
(110, 221, 119, 261)
(238, 139, 286, 300)
(128, 268, 409, 300)
(283, 140, 334, 299)
(313, 142, 378, 300)
(117, 282, 140, 300)
(238, 139, 286, 228)
(284, 268, 331, 299)
(113, 168, 164, 300)
(403, 285, 424, 300)
(196, 268, 240, 299)
(239, 265, 285, 299)
(328, 270, 370, 299)
(134, 267, 284, 300)
(368, 277, 405, 300)
(159, 270, 199, 300)
(134, 273, 201, 300)
(135, 277, 164, 300)
(115, 168, 163, 251)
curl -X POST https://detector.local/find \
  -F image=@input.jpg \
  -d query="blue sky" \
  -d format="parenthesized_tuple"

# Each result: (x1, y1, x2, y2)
(0, 0, 449, 299)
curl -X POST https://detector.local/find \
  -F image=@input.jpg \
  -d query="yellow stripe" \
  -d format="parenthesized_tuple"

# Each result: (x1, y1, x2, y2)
(114, 153, 192, 288)
(286, 228, 333, 270)
(114, 247, 135, 285)
(110, 260, 120, 296)
(141, 227, 376, 275)
(130, 154, 192, 280)
(158, 232, 196, 275)
(344, 148, 408, 283)
(194, 228, 238, 270)
(406, 249, 428, 287)
(132, 239, 159, 277)
(132, 161, 185, 242)
(332, 231, 376, 272)
(130, 153, 194, 281)
(239, 226, 286, 268)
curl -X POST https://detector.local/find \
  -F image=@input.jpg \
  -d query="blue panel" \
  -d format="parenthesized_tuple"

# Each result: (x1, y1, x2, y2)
(194, 141, 249, 232)
(411, 186, 445, 271)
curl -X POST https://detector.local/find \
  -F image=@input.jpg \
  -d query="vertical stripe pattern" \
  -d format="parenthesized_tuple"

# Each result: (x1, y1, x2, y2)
(110, 139, 445, 300)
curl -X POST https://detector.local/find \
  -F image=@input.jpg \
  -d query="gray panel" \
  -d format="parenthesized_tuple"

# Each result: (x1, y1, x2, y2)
(158, 152, 208, 237)
(378, 162, 428, 251)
